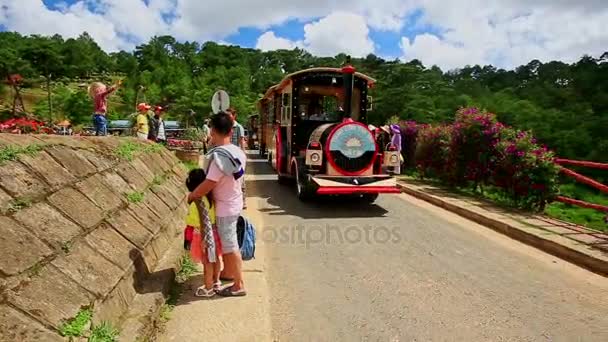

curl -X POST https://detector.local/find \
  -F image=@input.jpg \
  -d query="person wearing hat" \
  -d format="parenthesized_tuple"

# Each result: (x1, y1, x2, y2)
(135, 103, 151, 140)
(148, 106, 166, 143)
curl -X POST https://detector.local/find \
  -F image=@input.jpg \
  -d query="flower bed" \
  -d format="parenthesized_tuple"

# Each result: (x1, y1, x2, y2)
(0, 118, 53, 134)
(406, 107, 560, 211)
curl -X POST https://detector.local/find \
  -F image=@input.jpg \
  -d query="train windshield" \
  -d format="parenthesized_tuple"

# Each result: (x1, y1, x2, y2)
(297, 84, 362, 122)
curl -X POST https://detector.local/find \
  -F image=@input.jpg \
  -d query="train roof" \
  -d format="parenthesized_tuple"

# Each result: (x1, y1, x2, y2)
(260, 67, 376, 102)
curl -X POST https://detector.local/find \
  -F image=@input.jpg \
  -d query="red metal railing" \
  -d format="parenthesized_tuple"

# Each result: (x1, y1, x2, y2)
(554, 159, 608, 213)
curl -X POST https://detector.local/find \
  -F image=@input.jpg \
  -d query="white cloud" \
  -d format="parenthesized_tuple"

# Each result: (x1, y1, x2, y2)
(256, 31, 298, 51)
(400, 0, 608, 70)
(256, 12, 375, 57)
(1, 0, 607, 70)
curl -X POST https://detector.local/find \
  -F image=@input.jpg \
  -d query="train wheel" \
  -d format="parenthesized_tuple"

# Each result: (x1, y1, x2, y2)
(295, 168, 314, 201)
(362, 193, 379, 203)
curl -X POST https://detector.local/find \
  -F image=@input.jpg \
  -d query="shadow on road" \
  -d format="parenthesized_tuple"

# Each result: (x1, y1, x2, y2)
(246, 154, 389, 219)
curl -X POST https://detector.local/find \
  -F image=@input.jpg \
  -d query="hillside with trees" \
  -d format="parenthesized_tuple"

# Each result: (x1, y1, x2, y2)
(0, 31, 607, 164)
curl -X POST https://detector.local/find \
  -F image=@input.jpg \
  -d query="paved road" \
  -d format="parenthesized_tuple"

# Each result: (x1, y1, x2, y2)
(247, 155, 608, 341)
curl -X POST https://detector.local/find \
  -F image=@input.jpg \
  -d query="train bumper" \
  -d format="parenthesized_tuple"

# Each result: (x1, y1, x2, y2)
(311, 175, 401, 195)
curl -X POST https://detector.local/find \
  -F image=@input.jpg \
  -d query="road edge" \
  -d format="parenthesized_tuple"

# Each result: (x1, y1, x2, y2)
(397, 182, 608, 277)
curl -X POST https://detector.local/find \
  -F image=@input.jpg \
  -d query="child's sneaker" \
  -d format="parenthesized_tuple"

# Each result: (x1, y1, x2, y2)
(194, 286, 215, 298)
(213, 281, 222, 291)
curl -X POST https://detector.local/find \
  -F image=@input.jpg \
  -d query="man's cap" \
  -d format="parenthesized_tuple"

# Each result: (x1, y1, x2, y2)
(137, 103, 151, 111)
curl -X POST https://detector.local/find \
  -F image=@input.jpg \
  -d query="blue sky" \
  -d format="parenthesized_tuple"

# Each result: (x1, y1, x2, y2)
(2, 0, 607, 70)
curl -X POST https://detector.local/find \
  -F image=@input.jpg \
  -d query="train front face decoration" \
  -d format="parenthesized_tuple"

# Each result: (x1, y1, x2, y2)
(257, 66, 401, 202)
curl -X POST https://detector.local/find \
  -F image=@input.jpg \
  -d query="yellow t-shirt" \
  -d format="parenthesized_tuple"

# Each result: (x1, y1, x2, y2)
(136, 114, 149, 134)
(185, 197, 216, 229)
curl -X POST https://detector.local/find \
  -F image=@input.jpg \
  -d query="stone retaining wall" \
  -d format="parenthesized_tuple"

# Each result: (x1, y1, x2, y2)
(0, 134, 188, 341)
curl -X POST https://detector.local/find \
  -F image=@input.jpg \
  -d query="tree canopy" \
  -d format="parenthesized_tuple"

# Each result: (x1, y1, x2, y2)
(0, 31, 606, 163)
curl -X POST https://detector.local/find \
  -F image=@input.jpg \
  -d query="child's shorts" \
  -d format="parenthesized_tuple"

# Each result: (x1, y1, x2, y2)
(190, 228, 223, 264)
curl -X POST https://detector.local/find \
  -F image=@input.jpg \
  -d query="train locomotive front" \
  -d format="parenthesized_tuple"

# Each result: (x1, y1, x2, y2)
(257, 64, 401, 202)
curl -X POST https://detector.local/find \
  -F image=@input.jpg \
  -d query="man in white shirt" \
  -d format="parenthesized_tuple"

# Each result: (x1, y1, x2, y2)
(227, 108, 247, 209)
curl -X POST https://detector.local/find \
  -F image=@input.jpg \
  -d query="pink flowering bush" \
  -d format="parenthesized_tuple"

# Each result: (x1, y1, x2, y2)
(405, 107, 560, 211)
(398, 120, 420, 168)
(492, 128, 559, 210)
(415, 124, 453, 180)
(448, 108, 504, 187)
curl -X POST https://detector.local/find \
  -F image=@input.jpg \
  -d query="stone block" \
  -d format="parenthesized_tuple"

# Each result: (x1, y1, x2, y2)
(82, 136, 124, 151)
(92, 285, 129, 327)
(142, 242, 159, 272)
(34, 134, 96, 149)
(85, 223, 136, 271)
(0, 304, 63, 342)
(143, 191, 171, 221)
(150, 182, 183, 210)
(79, 149, 116, 171)
(172, 163, 188, 179)
(51, 241, 122, 297)
(0, 161, 47, 198)
(128, 201, 162, 233)
(46, 146, 96, 178)
(159, 148, 178, 168)
(116, 163, 148, 191)
(100, 171, 132, 194)
(151, 151, 173, 173)
(0, 217, 53, 276)
(0, 133, 44, 146)
(131, 157, 155, 184)
(106, 210, 154, 249)
(75, 174, 124, 213)
(118, 265, 139, 305)
(7, 265, 94, 328)
(139, 153, 164, 176)
(19, 151, 76, 189)
(48, 188, 103, 229)
(0, 186, 12, 213)
(150, 231, 171, 261)
(14, 202, 82, 249)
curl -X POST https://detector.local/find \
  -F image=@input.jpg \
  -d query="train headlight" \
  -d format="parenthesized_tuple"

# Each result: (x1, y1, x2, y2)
(306, 148, 323, 166)
(390, 154, 398, 164)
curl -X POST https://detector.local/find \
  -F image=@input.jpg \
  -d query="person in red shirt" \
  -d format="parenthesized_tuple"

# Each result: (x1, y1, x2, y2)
(88, 80, 121, 136)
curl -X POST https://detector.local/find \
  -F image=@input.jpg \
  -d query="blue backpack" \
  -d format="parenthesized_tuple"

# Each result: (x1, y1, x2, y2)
(237, 216, 256, 261)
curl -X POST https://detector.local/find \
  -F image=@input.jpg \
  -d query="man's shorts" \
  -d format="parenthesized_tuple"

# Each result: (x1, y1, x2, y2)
(216, 215, 239, 254)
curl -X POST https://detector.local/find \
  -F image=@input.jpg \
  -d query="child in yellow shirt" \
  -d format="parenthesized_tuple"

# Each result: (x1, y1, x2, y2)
(185, 169, 222, 297)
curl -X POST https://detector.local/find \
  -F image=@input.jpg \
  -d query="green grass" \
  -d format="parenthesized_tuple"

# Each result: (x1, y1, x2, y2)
(115, 141, 165, 161)
(115, 142, 141, 161)
(181, 160, 199, 172)
(152, 174, 167, 186)
(126, 191, 145, 203)
(545, 183, 608, 232)
(59, 308, 92, 338)
(401, 173, 608, 233)
(175, 254, 198, 283)
(6, 198, 31, 213)
(0, 144, 43, 165)
(89, 322, 119, 342)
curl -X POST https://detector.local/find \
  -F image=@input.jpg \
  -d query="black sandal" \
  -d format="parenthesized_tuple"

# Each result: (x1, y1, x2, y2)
(217, 286, 247, 297)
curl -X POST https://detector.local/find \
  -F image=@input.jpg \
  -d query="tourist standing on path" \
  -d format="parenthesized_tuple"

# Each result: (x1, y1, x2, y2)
(227, 108, 247, 209)
(89, 80, 121, 136)
(390, 124, 403, 175)
(148, 106, 166, 143)
(135, 103, 151, 140)
(188, 112, 247, 297)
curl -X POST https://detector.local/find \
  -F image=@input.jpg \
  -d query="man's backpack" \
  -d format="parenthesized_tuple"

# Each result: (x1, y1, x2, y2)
(236, 215, 256, 261)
